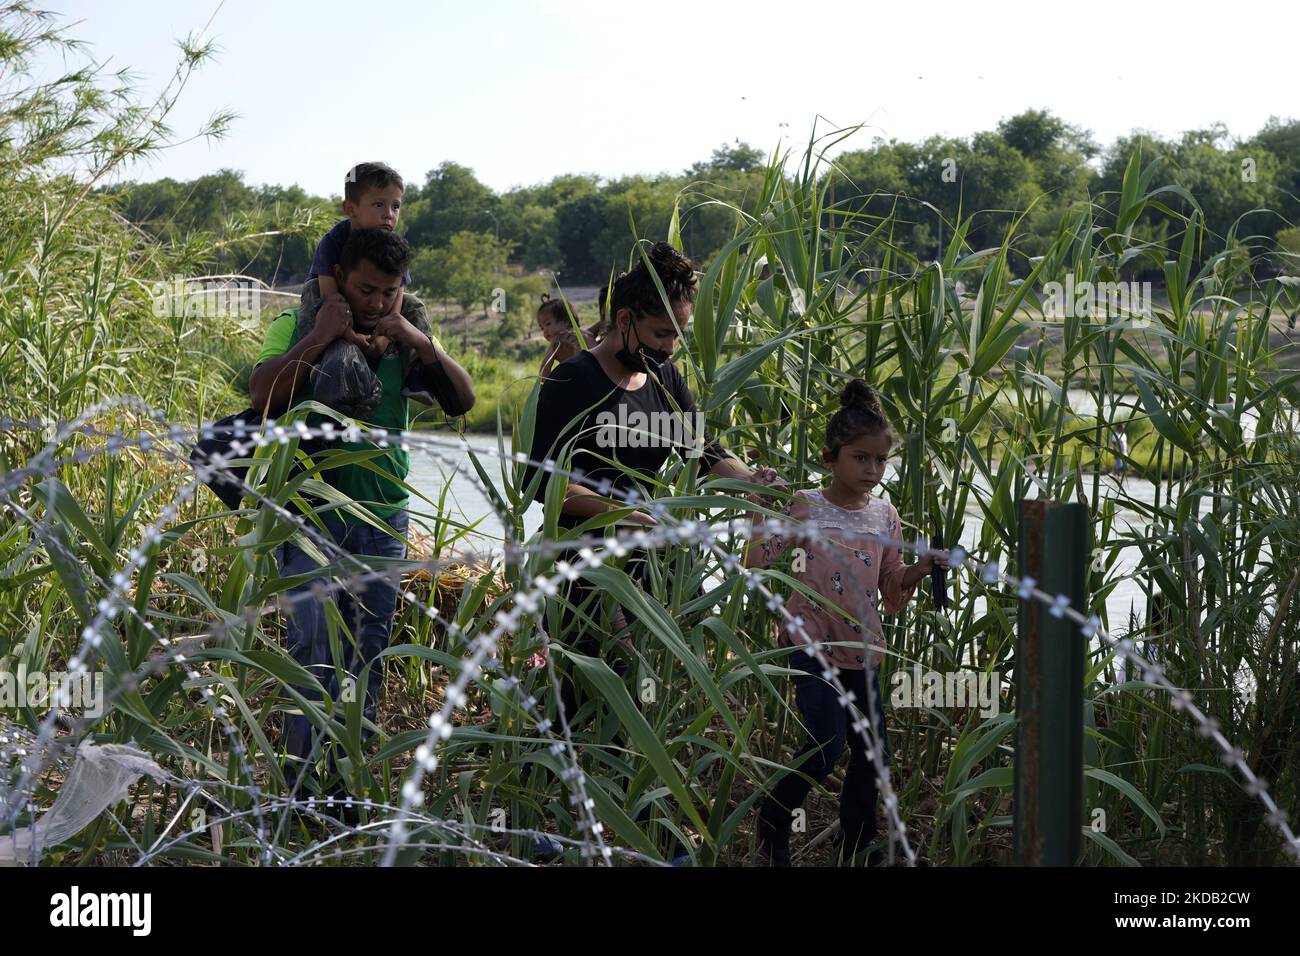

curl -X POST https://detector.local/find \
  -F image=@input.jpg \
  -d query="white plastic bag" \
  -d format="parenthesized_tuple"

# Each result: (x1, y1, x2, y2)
(0, 739, 171, 865)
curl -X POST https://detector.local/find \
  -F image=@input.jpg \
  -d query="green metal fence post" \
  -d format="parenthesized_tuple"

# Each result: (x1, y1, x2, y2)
(1013, 498, 1088, 865)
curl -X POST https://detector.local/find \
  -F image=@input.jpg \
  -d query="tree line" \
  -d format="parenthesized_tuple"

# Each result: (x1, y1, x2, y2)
(104, 110, 1300, 303)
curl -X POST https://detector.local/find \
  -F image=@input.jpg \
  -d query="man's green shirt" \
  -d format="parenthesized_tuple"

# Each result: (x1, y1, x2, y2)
(255, 308, 443, 525)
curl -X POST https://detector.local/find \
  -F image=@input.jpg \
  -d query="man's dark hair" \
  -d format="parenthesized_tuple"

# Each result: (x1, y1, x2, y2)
(344, 161, 404, 203)
(339, 227, 412, 279)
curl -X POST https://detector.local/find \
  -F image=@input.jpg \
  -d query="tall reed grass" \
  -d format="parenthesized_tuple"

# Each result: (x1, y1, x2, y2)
(1, 6, 1297, 865)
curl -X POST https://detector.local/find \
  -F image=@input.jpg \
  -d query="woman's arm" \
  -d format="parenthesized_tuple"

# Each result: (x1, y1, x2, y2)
(708, 456, 753, 482)
(665, 364, 782, 498)
(522, 366, 624, 518)
(560, 482, 657, 525)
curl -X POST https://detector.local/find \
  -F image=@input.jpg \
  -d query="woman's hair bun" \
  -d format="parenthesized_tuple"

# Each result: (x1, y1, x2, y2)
(839, 378, 879, 412)
(647, 241, 695, 284)
(606, 242, 699, 322)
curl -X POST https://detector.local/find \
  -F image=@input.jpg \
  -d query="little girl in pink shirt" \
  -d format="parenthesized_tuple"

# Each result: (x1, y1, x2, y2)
(746, 378, 937, 865)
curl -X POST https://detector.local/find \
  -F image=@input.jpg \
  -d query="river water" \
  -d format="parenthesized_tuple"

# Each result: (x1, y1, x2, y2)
(407, 443, 1165, 640)
(403, 385, 1290, 647)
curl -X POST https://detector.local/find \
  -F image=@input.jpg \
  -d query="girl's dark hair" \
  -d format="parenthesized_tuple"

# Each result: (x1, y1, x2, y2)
(824, 379, 893, 460)
(607, 242, 698, 326)
(539, 293, 607, 342)
(537, 294, 577, 325)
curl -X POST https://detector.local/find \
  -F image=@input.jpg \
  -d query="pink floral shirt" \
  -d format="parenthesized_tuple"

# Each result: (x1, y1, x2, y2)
(753, 488, 915, 670)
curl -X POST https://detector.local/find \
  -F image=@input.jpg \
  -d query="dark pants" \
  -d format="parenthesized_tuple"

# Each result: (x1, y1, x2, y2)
(762, 652, 891, 856)
(553, 547, 651, 719)
(550, 544, 704, 857)
(276, 509, 409, 764)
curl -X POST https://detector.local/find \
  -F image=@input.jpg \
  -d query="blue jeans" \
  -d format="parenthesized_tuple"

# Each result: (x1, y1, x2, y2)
(276, 509, 409, 763)
(761, 652, 890, 854)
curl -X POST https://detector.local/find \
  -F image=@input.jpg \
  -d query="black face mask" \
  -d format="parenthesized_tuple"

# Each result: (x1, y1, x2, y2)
(616, 322, 670, 373)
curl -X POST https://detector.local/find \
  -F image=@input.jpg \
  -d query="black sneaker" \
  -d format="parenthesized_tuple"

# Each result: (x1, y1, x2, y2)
(757, 812, 792, 866)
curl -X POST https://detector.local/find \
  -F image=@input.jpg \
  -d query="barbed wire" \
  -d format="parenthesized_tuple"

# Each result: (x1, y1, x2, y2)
(1, 406, 611, 865)
(1, 408, 1297, 865)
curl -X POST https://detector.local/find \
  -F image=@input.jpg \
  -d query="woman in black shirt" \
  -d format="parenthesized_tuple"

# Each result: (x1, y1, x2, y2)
(523, 242, 778, 715)
(526, 343, 729, 528)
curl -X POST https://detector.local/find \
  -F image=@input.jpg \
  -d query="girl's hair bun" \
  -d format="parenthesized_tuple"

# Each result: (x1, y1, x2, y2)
(824, 378, 892, 460)
(839, 378, 880, 413)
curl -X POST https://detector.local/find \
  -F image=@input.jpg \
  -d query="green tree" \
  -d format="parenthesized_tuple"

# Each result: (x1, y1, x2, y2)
(554, 191, 611, 283)
(104, 170, 330, 284)
(826, 139, 935, 256)
(997, 110, 1068, 161)
(1097, 127, 1283, 271)
(687, 140, 765, 177)
(403, 161, 497, 249)
(1248, 116, 1300, 228)
(997, 109, 1096, 208)
(411, 245, 450, 306)
(435, 229, 513, 316)
(500, 173, 602, 269)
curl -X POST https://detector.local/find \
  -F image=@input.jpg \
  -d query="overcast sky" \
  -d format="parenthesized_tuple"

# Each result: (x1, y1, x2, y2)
(35, 0, 1299, 197)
